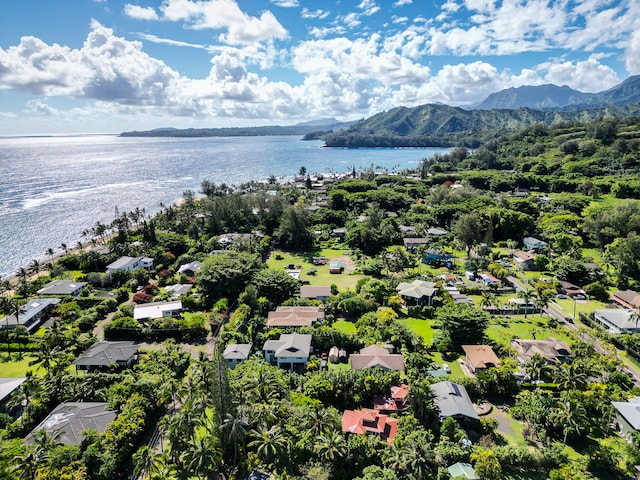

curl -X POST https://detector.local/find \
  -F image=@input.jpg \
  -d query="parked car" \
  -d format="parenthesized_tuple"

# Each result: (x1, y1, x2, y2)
(566, 316, 574, 323)
(442, 364, 451, 373)
(556, 294, 568, 299)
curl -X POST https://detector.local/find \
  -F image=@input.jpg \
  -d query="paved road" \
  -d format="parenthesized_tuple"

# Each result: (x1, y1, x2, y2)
(507, 275, 640, 387)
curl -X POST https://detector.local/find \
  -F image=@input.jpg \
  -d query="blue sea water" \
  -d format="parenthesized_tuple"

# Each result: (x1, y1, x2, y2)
(0, 134, 449, 278)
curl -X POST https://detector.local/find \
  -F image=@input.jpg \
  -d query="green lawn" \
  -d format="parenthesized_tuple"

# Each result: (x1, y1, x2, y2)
(267, 249, 366, 291)
(551, 298, 608, 318)
(486, 315, 572, 347)
(429, 351, 464, 379)
(332, 319, 356, 334)
(0, 353, 39, 377)
(399, 317, 434, 345)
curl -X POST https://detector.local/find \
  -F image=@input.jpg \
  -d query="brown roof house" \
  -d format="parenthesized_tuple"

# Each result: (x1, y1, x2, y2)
(462, 345, 502, 374)
(612, 290, 640, 310)
(341, 409, 398, 445)
(299, 285, 332, 301)
(511, 337, 571, 364)
(513, 250, 535, 270)
(266, 306, 324, 328)
(373, 384, 411, 412)
(350, 345, 404, 371)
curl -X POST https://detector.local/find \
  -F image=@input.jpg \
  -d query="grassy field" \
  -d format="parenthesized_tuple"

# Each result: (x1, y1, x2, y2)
(551, 298, 608, 318)
(332, 319, 356, 334)
(0, 353, 39, 377)
(267, 248, 366, 291)
(486, 315, 572, 347)
(399, 317, 434, 345)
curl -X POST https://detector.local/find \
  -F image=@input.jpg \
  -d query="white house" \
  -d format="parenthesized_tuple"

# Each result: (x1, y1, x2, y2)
(133, 301, 182, 321)
(106, 256, 154, 273)
(594, 309, 640, 334)
(263, 333, 312, 372)
(223, 344, 252, 369)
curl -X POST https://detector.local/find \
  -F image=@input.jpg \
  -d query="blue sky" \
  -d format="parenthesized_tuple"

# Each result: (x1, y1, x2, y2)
(0, 0, 638, 134)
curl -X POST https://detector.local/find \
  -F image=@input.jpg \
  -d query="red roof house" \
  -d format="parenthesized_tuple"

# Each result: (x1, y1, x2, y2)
(341, 409, 398, 445)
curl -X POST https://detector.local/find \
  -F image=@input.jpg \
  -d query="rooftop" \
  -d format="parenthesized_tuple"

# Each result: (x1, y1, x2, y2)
(73, 341, 139, 368)
(37, 280, 87, 296)
(350, 344, 404, 371)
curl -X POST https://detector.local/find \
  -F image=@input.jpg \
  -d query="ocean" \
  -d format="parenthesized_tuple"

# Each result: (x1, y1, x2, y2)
(0, 134, 449, 279)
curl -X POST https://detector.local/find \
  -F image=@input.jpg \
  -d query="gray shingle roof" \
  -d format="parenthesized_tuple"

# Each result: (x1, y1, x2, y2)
(26, 402, 117, 445)
(432, 381, 479, 421)
(73, 341, 139, 367)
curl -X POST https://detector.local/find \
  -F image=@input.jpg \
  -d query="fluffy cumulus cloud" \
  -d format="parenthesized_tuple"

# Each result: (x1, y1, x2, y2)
(123, 4, 159, 20)
(537, 58, 620, 92)
(624, 30, 640, 74)
(159, 0, 288, 45)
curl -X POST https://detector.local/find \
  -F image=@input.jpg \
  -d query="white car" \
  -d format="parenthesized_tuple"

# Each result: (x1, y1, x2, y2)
(442, 364, 451, 373)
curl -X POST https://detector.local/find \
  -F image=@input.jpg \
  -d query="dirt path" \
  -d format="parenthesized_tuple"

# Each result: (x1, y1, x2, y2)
(488, 407, 516, 438)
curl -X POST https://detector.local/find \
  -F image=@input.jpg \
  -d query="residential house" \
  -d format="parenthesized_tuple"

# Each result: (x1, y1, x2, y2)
(612, 290, 640, 310)
(299, 285, 332, 301)
(403, 237, 430, 252)
(447, 462, 480, 480)
(263, 333, 312, 372)
(0, 298, 61, 332)
(266, 306, 324, 329)
(350, 344, 404, 371)
(462, 345, 502, 374)
(133, 300, 182, 321)
(373, 384, 410, 412)
(480, 273, 501, 285)
(26, 402, 117, 445)
(558, 280, 586, 298)
(177, 260, 202, 276)
(0, 378, 26, 413)
(431, 381, 480, 422)
(594, 309, 640, 334)
(73, 341, 139, 372)
(37, 280, 87, 296)
(511, 337, 571, 364)
(331, 228, 347, 241)
(106, 256, 154, 273)
(522, 237, 548, 252)
(423, 249, 453, 266)
(218, 232, 263, 245)
(396, 280, 438, 306)
(341, 409, 398, 445)
(612, 397, 640, 440)
(513, 250, 535, 270)
(223, 343, 252, 369)
(426, 227, 448, 237)
(164, 284, 193, 299)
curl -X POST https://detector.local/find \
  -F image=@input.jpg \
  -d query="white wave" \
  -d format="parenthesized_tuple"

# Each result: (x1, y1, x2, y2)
(22, 181, 149, 210)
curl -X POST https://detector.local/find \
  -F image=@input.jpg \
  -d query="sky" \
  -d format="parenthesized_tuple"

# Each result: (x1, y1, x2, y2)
(0, 0, 639, 134)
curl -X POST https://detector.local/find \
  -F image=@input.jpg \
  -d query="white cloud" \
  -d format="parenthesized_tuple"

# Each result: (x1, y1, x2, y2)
(536, 58, 620, 92)
(392, 16, 408, 24)
(270, 0, 298, 6)
(393, 0, 412, 6)
(137, 33, 208, 49)
(0, 111, 17, 118)
(27, 100, 59, 116)
(124, 4, 159, 20)
(624, 30, 640, 74)
(159, 0, 288, 45)
(358, 0, 380, 16)
(301, 8, 330, 19)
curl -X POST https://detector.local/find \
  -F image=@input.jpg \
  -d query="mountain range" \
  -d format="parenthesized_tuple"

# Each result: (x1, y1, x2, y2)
(474, 75, 640, 110)
(121, 76, 640, 145)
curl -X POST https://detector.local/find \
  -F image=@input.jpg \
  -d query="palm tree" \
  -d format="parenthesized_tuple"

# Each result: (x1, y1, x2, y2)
(552, 363, 588, 390)
(45, 247, 55, 263)
(183, 426, 222, 479)
(220, 412, 249, 467)
(550, 399, 586, 444)
(536, 290, 553, 317)
(133, 445, 158, 480)
(524, 353, 548, 382)
(518, 288, 536, 317)
(314, 431, 346, 463)
(60, 243, 68, 255)
(385, 442, 437, 480)
(28, 260, 40, 277)
(301, 406, 340, 439)
(248, 425, 287, 466)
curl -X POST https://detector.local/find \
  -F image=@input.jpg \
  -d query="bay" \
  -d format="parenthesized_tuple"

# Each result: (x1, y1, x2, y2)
(0, 134, 448, 279)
